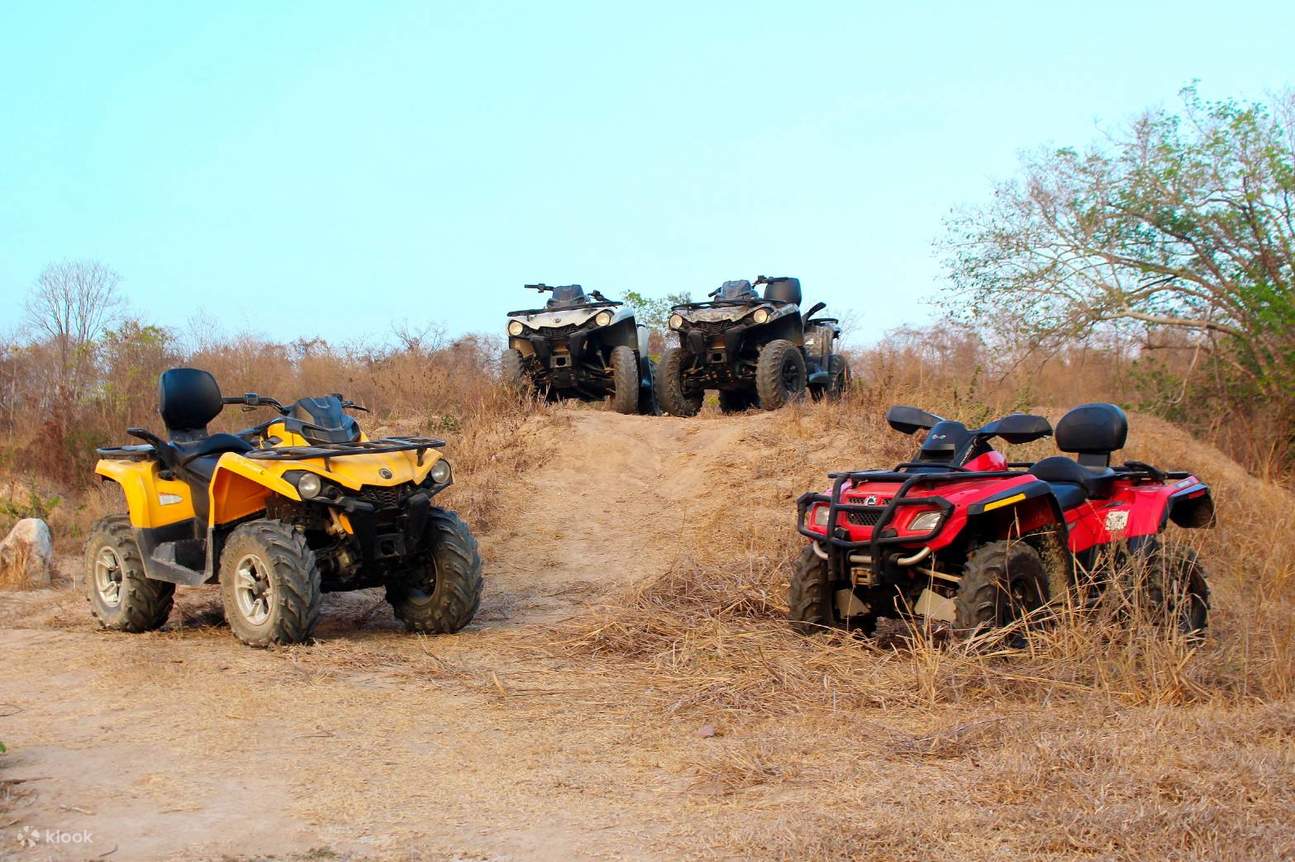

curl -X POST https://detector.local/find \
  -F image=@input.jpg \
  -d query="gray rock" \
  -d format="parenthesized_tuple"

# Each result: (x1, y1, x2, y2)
(0, 518, 54, 589)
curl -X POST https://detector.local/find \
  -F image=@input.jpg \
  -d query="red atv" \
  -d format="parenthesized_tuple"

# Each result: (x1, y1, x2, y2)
(791, 403, 1214, 636)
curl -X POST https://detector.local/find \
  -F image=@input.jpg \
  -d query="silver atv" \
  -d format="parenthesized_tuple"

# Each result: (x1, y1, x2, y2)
(502, 284, 656, 415)
(654, 276, 848, 416)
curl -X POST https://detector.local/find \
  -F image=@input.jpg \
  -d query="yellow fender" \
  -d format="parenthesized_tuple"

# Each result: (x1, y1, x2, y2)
(208, 455, 303, 525)
(95, 459, 196, 528)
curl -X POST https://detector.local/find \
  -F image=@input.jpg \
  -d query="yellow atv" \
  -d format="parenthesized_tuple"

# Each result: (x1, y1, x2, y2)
(85, 367, 483, 647)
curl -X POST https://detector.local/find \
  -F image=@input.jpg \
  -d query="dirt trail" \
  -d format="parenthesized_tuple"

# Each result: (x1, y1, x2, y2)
(477, 410, 759, 625)
(0, 408, 785, 861)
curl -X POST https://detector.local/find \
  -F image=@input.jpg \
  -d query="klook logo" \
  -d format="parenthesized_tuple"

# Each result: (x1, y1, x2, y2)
(14, 825, 95, 849)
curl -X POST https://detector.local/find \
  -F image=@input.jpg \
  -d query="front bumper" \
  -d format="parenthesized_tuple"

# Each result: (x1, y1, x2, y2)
(796, 466, 1025, 578)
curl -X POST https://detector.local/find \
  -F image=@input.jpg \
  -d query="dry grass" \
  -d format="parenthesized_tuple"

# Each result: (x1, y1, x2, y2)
(0, 541, 34, 591)
(517, 392, 1295, 860)
(1, 338, 1292, 858)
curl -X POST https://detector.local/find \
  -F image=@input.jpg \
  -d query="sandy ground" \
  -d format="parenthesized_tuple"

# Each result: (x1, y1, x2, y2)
(3, 406, 1292, 861)
(0, 409, 782, 861)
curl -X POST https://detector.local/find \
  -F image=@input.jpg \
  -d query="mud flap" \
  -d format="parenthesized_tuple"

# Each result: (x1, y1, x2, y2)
(638, 355, 660, 415)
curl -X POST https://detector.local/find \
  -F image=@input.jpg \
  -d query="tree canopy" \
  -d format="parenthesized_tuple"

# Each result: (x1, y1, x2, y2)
(941, 86, 1295, 401)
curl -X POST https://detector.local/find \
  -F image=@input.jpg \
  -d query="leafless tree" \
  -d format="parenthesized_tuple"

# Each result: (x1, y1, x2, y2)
(24, 260, 123, 407)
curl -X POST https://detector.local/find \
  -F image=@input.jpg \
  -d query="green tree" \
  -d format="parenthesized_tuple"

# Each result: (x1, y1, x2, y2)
(941, 86, 1295, 403)
(623, 290, 692, 333)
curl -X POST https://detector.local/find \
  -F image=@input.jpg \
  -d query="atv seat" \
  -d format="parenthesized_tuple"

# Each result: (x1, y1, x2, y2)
(172, 435, 253, 481)
(159, 368, 254, 520)
(1028, 456, 1115, 509)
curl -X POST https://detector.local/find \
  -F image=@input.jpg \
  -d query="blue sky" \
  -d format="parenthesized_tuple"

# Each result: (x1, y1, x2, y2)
(2, 1, 1291, 346)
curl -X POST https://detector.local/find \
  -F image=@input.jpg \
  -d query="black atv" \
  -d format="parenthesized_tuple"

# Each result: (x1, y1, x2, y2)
(502, 284, 656, 415)
(654, 276, 848, 416)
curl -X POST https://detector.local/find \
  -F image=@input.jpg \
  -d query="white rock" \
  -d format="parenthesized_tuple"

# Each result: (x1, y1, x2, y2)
(0, 518, 54, 589)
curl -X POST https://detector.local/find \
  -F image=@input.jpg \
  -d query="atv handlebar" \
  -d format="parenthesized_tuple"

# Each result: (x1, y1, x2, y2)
(223, 393, 370, 415)
(524, 283, 555, 293)
(224, 393, 289, 414)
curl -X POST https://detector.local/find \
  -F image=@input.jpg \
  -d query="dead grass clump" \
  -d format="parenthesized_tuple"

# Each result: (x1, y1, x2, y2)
(0, 543, 34, 590)
(556, 394, 1295, 724)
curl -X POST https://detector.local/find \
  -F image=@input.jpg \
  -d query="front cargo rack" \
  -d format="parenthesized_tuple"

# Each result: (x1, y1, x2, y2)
(243, 436, 446, 465)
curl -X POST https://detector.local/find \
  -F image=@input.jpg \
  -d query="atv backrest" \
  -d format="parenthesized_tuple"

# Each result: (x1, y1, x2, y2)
(159, 368, 224, 440)
(760, 276, 802, 306)
(886, 405, 944, 436)
(1055, 403, 1128, 468)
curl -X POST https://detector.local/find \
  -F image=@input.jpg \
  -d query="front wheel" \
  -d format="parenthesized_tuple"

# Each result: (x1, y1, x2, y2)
(84, 515, 175, 632)
(501, 348, 529, 393)
(954, 540, 1051, 633)
(654, 346, 703, 417)
(388, 509, 483, 634)
(219, 520, 321, 647)
(608, 345, 640, 415)
(788, 545, 837, 634)
(787, 545, 877, 634)
(755, 339, 807, 410)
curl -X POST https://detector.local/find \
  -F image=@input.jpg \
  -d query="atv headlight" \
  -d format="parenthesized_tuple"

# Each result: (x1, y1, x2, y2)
(295, 472, 323, 499)
(810, 504, 831, 528)
(752, 308, 771, 325)
(908, 510, 943, 533)
(430, 459, 453, 485)
(507, 320, 525, 337)
(595, 310, 614, 327)
(669, 314, 684, 330)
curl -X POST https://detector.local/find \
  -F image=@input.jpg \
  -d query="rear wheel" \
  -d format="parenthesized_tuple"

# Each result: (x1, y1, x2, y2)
(755, 339, 807, 410)
(654, 346, 703, 417)
(826, 354, 850, 401)
(1131, 539, 1210, 638)
(388, 509, 483, 634)
(955, 540, 1051, 633)
(84, 515, 174, 632)
(219, 519, 321, 647)
(608, 345, 640, 415)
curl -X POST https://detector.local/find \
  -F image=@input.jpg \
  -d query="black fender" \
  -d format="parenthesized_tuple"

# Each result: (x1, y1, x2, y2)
(1165, 483, 1216, 529)
(590, 316, 642, 354)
